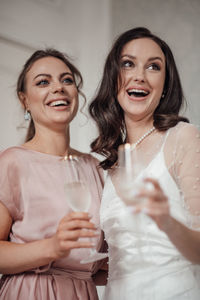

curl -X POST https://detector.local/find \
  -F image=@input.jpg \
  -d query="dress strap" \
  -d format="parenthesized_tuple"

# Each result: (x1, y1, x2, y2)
(160, 129, 170, 152)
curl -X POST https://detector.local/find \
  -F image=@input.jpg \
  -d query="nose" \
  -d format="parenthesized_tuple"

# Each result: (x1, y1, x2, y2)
(51, 81, 64, 93)
(133, 66, 145, 83)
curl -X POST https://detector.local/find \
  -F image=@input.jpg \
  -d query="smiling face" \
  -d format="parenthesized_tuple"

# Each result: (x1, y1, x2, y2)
(20, 56, 78, 132)
(117, 38, 166, 123)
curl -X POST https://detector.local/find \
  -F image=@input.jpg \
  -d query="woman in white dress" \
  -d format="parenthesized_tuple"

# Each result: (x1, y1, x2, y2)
(89, 27, 200, 299)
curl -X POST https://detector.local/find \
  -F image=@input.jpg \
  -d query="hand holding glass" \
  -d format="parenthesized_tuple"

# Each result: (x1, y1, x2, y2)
(113, 143, 153, 259)
(64, 156, 108, 264)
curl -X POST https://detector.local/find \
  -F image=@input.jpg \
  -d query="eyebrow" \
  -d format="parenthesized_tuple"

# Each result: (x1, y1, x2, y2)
(33, 72, 73, 80)
(121, 54, 164, 63)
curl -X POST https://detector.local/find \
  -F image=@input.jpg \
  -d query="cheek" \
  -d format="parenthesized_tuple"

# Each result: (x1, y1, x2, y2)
(74, 96, 79, 112)
(73, 88, 78, 98)
(151, 75, 165, 94)
(71, 93, 79, 114)
(27, 89, 47, 105)
(117, 75, 127, 103)
(117, 91, 126, 112)
(118, 71, 129, 90)
(117, 90, 123, 105)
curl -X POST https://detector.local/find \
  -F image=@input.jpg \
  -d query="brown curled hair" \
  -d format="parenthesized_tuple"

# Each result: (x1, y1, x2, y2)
(89, 27, 189, 170)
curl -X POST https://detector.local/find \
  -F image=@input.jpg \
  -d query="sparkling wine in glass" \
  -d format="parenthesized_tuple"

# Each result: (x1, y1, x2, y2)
(114, 144, 145, 205)
(113, 143, 152, 258)
(114, 144, 156, 299)
(64, 156, 108, 264)
(64, 181, 91, 212)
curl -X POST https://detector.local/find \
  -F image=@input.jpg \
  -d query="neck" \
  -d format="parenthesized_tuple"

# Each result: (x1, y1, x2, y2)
(23, 126, 71, 156)
(126, 118, 154, 144)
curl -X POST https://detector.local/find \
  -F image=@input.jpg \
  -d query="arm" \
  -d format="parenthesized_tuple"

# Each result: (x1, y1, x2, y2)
(162, 215, 200, 264)
(0, 202, 97, 274)
(135, 124, 200, 263)
(139, 178, 200, 264)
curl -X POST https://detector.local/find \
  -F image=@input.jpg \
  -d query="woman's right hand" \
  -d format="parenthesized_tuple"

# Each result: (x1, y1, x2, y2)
(48, 212, 98, 260)
(0, 205, 97, 274)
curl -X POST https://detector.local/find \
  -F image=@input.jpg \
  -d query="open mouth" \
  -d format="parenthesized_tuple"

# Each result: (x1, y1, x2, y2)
(47, 100, 70, 107)
(127, 88, 150, 98)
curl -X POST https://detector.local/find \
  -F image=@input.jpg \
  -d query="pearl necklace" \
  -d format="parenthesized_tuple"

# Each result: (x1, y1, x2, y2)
(131, 126, 155, 149)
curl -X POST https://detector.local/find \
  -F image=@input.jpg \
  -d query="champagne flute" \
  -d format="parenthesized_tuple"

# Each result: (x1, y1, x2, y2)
(114, 144, 156, 299)
(113, 143, 151, 258)
(115, 143, 148, 205)
(64, 155, 108, 264)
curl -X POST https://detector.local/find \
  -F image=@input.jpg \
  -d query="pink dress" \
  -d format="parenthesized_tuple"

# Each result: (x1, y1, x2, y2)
(0, 147, 105, 300)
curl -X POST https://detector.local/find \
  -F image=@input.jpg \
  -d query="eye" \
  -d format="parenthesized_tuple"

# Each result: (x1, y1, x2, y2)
(63, 77, 74, 84)
(147, 63, 161, 71)
(121, 60, 134, 69)
(36, 79, 49, 86)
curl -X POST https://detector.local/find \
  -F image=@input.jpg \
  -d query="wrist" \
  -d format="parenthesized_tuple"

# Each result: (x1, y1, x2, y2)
(159, 215, 174, 233)
(43, 237, 58, 262)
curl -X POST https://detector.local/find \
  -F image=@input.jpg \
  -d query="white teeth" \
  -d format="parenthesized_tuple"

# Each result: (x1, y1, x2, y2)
(128, 88, 149, 94)
(49, 100, 68, 107)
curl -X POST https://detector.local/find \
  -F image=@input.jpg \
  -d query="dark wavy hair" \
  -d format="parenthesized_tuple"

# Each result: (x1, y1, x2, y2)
(17, 48, 84, 142)
(89, 27, 189, 170)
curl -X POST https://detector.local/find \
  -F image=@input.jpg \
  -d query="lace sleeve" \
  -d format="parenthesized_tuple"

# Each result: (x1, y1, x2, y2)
(172, 123, 200, 230)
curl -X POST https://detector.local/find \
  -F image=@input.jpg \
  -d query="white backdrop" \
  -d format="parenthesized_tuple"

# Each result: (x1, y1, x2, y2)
(0, 0, 199, 298)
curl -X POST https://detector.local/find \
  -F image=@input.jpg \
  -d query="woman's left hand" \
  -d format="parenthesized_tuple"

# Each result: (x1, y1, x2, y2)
(134, 178, 172, 232)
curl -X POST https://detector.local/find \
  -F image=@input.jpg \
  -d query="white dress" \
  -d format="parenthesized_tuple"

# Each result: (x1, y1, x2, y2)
(100, 122, 200, 300)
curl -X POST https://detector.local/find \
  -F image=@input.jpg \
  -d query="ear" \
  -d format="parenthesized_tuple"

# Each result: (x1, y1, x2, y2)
(19, 92, 29, 110)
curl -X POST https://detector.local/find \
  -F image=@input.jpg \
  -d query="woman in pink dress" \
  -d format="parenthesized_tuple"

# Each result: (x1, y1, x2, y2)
(0, 49, 106, 299)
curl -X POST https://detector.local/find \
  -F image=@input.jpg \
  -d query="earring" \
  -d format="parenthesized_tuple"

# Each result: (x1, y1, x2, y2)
(24, 110, 31, 121)
(161, 92, 165, 99)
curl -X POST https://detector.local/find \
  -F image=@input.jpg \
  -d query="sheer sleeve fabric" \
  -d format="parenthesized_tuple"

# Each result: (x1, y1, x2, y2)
(167, 123, 200, 230)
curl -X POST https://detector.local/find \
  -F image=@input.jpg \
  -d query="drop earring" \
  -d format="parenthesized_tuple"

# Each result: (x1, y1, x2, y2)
(24, 110, 31, 121)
